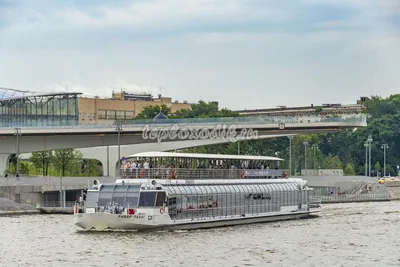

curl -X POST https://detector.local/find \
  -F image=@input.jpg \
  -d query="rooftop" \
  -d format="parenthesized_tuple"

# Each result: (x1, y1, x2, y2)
(0, 87, 82, 101)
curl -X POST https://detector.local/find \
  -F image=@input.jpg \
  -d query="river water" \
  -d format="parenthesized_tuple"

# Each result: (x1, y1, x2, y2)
(1, 202, 399, 267)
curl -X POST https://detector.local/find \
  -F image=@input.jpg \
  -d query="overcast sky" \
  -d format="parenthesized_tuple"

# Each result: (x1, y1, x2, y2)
(0, 0, 399, 110)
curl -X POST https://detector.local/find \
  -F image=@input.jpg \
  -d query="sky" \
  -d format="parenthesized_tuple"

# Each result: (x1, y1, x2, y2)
(0, 0, 399, 110)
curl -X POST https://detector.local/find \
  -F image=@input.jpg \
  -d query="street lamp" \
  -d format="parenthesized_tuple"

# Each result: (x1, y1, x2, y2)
(364, 142, 368, 177)
(115, 121, 123, 172)
(287, 136, 293, 177)
(312, 144, 318, 171)
(381, 144, 388, 177)
(303, 141, 308, 176)
(274, 152, 280, 168)
(13, 128, 22, 177)
(367, 135, 373, 177)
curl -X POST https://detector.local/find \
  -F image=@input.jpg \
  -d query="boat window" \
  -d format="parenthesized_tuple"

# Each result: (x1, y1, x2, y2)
(125, 185, 140, 207)
(155, 192, 166, 206)
(138, 192, 156, 207)
(98, 185, 114, 206)
(168, 197, 177, 206)
(125, 194, 139, 207)
(112, 185, 128, 206)
(85, 191, 98, 206)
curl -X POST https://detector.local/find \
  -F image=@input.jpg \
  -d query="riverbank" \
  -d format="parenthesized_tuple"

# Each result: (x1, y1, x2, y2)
(0, 210, 40, 216)
(0, 208, 72, 216)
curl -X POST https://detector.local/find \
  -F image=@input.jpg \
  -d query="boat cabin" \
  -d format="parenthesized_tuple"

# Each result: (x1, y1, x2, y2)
(119, 152, 288, 179)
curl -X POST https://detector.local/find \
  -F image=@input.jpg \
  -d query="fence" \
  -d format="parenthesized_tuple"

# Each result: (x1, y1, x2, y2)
(309, 181, 390, 203)
(0, 113, 367, 129)
(35, 201, 76, 208)
(120, 168, 285, 179)
(0, 176, 117, 187)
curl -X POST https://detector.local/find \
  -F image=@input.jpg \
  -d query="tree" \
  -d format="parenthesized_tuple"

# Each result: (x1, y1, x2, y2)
(172, 101, 240, 119)
(145, 94, 400, 176)
(29, 151, 53, 176)
(190, 100, 219, 117)
(344, 164, 356, 176)
(19, 162, 30, 175)
(7, 154, 18, 173)
(79, 159, 103, 176)
(375, 161, 381, 174)
(135, 104, 172, 120)
(323, 155, 343, 169)
(53, 149, 82, 176)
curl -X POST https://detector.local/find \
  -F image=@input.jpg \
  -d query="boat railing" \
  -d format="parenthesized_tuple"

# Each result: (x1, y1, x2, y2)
(119, 168, 287, 179)
(309, 198, 322, 209)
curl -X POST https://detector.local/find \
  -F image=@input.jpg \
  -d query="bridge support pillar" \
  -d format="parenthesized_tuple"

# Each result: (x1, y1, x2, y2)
(0, 154, 10, 176)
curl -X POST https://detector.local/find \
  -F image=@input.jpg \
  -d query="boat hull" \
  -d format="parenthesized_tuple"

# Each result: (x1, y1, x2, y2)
(74, 211, 318, 231)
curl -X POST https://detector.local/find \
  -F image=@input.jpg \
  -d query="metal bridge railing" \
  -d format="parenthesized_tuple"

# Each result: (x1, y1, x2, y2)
(0, 113, 367, 129)
(119, 168, 286, 179)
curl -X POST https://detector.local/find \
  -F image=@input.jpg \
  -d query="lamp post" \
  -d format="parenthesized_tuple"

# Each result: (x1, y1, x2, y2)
(115, 121, 123, 172)
(381, 144, 388, 177)
(274, 152, 280, 168)
(288, 136, 293, 177)
(367, 135, 373, 177)
(303, 141, 308, 176)
(106, 145, 110, 177)
(364, 142, 368, 177)
(312, 144, 318, 171)
(13, 128, 22, 177)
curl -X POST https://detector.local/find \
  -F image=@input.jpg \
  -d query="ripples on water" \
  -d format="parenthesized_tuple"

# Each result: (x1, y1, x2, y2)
(1, 202, 399, 267)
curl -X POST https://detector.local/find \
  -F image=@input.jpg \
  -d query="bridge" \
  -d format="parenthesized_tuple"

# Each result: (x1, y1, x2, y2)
(0, 113, 366, 176)
(0, 114, 366, 153)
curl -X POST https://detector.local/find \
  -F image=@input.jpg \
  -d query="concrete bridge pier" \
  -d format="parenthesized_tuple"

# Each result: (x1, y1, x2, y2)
(0, 154, 10, 177)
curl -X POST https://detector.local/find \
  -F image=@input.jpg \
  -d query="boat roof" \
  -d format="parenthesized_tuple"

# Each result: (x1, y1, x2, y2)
(126, 151, 284, 161)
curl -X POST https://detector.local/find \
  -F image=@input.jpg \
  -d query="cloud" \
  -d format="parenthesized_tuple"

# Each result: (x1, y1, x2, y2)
(0, 0, 399, 110)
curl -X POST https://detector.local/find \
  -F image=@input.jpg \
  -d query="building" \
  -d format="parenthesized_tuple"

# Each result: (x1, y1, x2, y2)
(357, 96, 370, 105)
(0, 87, 81, 127)
(78, 90, 192, 124)
(235, 97, 366, 117)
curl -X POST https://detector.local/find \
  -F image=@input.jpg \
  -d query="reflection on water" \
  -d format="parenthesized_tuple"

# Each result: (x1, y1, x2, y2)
(1, 202, 400, 267)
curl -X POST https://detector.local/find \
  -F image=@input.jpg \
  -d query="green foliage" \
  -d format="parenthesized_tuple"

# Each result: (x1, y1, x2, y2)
(7, 154, 17, 173)
(344, 164, 356, 176)
(364, 94, 400, 118)
(323, 155, 343, 169)
(135, 104, 171, 120)
(19, 162, 30, 175)
(53, 149, 83, 177)
(29, 151, 53, 176)
(135, 100, 240, 120)
(78, 159, 103, 177)
(180, 94, 400, 176)
(375, 161, 381, 173)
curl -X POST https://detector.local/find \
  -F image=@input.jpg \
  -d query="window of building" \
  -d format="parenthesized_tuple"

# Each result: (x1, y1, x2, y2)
(106, 110, 115, 119)
(125, 111, 134, 119)
(98, 110, 106, 119)
(116, 111, 125, 119)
